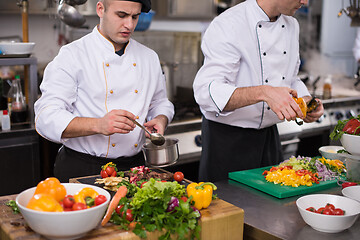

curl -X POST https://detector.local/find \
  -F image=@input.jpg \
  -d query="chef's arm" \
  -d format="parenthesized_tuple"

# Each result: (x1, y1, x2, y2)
(61, 110, 136, 138)
(223, 85, 303, 121)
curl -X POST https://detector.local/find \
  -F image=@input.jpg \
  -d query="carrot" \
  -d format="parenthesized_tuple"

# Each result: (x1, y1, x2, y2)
(101, 185, 128, 226)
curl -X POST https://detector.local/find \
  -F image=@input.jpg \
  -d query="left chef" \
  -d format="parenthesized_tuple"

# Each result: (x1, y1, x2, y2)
(34, 0, 174, 182)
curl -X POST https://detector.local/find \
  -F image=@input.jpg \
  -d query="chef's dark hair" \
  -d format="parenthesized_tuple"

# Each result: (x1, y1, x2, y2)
(127, 0, 151, 13)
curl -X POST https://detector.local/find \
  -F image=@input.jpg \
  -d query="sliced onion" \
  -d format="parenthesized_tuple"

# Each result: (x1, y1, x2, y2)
(166, 197, 179, 212)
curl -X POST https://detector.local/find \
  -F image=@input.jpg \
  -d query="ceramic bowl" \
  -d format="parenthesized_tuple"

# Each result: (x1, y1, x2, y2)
(16, 183, 111, 240)
(296, 194, 360, 233)
(0, 42, 35, 55)
(318, 145, 346, 162)
(340, 133, 360, 156)
(342, 185, 360, 202)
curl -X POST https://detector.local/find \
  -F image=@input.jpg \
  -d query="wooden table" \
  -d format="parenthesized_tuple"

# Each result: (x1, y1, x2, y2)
(0, 177, 244, 240)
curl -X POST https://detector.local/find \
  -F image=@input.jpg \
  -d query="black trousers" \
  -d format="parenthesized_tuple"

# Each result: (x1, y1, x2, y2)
(199, 117, 283, 182)
(54, 146, 145, 183)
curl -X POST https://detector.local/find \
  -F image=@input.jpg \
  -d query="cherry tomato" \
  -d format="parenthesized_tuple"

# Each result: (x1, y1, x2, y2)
(125, 209, 134, 222)
(322, 208, 334, 215)
(333, 208, 345, 215)
(72, 202, 87, 211)
(325, 203, 335, 211)
(316, 207, 325, 214)
(306, 207, 316, 212)
(173, 171, 184, 182)
(180, 196, 188, 202)
(115, 205, 134, 221)
(100, 170, 108, 178)
(105, 166, 116, 176)
(63, 195, 75, 209)
(94, 195, 107, 206)
(115, 205, 124, 215)
(140, 181, 147, 188)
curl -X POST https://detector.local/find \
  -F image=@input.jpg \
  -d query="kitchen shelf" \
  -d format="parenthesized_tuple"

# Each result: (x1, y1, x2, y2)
(0, 57, 38, 127)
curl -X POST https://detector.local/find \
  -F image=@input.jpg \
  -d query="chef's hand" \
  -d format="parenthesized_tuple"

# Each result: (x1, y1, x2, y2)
(303, 97, 324, 123)
(98, 109, 136, 135)
(264, 86, 304, 121)
(143, 115, 168, 137)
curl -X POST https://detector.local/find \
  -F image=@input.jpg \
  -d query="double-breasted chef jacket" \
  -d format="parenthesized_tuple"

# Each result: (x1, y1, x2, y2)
(193, 0, 310, 129)
(35, 26, 174, 158)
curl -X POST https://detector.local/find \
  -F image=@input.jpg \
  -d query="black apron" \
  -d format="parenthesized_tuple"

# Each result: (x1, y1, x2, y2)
(199, 117, 283, 182)
(54, 146, 145, 183)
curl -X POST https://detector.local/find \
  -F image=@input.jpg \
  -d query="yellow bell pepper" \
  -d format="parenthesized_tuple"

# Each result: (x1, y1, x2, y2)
(27, 193, 63, 212)
(292, 97, 307, 118)
(186, 182, 217, 210)
(74, 187, 99, 205)
(34, 177, 66, 202)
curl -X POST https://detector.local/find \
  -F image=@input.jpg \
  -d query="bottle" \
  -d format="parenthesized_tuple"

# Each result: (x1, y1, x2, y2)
(7, 75, 27, 123)
(323, 75, 332, 100)
(2, 110, 10, 131)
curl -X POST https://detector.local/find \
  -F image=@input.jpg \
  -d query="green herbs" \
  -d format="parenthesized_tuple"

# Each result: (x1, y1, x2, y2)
(111, 178, 200, 239)
(6, 200, 20, 214)
(117, 179, 139, 198)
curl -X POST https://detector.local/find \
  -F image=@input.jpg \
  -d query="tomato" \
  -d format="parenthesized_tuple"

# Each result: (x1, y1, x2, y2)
(333, 208, 345, 215)
(63, 195, 75, 209)
(342, 118, 360, 135)
(322, 208, 334, 215)
(115, 205, 124, 215)
(105, 166, 116, 176)
(140, 181, 147, 188)
(316, 207, 325, 214)
(174, 171, 184, 182)
(115, 205, 134, 221)
(72, 202, 87, 211)
(306, 207, 316, 212)
(100, 170, 108, 178)
(94, 195, 107, 206)
(325, 203, 335, 211)
(180, 196, 188, 202)
(125, 209, 134, 222)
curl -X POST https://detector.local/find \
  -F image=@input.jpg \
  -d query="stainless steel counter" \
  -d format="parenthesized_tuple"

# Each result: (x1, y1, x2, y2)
(214, 180, 360, 240)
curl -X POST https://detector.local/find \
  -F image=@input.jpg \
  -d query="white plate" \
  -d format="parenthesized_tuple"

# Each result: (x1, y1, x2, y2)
(342, 185, 360, 202)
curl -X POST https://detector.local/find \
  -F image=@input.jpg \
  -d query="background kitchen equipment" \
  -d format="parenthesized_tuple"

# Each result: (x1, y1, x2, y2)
(338, 0, 360, 26)
(57, 0, 87, 28)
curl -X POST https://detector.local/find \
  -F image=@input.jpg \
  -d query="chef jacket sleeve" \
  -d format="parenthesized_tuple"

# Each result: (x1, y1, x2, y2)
(291, 56, 311, 98)
(193, 19, 238, 115)
(353, 27, 360, 62)
(146, 56, 174, 123)
(34, 47, 78, 143)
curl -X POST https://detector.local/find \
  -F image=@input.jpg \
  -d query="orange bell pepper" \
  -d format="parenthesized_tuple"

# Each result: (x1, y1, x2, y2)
(34, 177, 66, 202)
(74, 187, 99, 205)
(27, 193, 63, 212)
(292, 97, 307, 118)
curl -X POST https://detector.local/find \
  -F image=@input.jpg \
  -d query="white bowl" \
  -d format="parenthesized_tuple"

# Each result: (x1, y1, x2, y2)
(340, 133, 360, 156)
(16, 183, 111, 240)
(342, 185, 360, 202)
(318, 145, 346, 161)
(0, 42, 35, 55)
(296, 194, 360, 233)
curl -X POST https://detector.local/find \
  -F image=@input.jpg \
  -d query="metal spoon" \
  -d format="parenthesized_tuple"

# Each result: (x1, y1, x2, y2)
(131, 119, 165, 146)
(57, 0, 86, 28)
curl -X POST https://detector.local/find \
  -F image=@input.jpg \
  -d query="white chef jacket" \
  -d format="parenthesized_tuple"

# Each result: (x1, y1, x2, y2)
(353, 27, 360, 62)
(35, 26, 174, 158)
(193, 0, 310, 129)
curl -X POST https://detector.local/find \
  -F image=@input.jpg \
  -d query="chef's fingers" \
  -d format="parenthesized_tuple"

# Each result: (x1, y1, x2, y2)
(112, 109, 136, 120)
(289, 88, 298, 98)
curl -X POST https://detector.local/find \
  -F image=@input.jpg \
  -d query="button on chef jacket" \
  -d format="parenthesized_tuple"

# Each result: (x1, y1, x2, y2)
(193, 0, 310, 129)
(35, 26, 174, 158)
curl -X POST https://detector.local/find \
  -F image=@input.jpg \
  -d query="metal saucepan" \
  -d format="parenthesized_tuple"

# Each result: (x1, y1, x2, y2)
(65, 0, 88, 6)
(57, 0, 86, 28)
(142, 138, 179, 167)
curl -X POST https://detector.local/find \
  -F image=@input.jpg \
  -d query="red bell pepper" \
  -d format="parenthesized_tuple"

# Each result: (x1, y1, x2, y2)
(342, 118, 360, 135)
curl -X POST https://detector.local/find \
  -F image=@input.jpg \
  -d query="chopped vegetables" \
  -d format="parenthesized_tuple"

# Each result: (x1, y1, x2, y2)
(263, 156, 346, 187)
(330, 115, 360, 140)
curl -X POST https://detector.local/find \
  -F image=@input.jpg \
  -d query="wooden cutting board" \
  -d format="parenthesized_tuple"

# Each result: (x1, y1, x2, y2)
(229, 166, 339, 198)
(0, 186, 244, 240)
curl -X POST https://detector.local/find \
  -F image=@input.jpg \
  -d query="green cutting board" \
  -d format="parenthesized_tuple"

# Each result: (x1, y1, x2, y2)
(228, 166, 339, 198)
